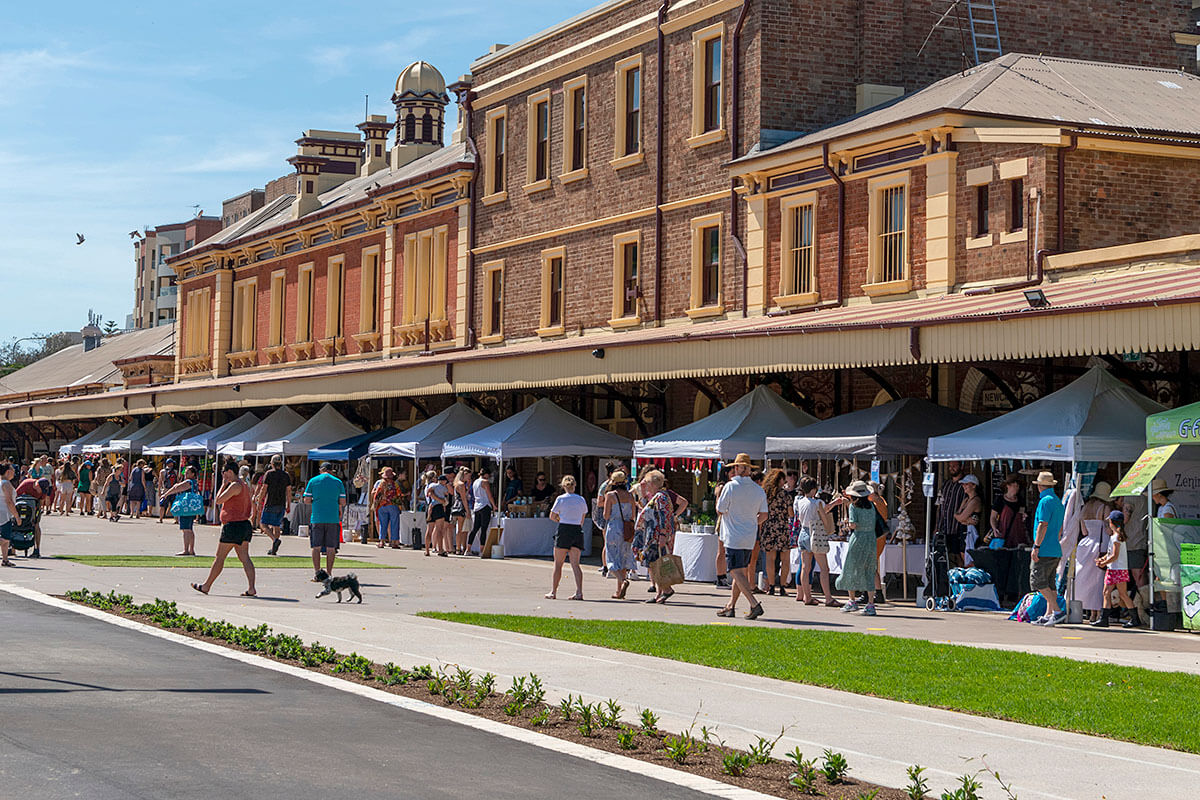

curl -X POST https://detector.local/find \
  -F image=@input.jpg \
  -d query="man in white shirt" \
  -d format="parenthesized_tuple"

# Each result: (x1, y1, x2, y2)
(715, 453, 768, 620)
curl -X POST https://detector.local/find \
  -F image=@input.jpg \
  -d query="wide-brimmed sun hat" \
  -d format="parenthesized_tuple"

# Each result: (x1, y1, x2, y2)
(845, 480, 872, 497)
(1033, 471, 1057, 487)
(1090, 481, 1112, 502)
(1151, 478, 1172, 495)
(730, 453, 755, 468)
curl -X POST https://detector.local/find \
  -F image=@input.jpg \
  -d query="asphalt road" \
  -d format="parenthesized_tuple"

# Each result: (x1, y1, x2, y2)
(0, 592, 714, 800)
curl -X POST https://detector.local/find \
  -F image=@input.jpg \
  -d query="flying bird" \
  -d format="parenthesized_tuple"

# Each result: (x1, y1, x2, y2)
(75, 233, 85, 245)
(128, 230, 142, 239)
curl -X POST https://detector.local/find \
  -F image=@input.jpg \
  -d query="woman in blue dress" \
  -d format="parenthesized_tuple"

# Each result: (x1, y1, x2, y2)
(602, 470, 637, 599)
(835, 480, 879, 616)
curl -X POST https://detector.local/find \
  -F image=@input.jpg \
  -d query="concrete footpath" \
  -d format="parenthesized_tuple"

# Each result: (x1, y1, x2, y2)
(5, 516, 1200, 799)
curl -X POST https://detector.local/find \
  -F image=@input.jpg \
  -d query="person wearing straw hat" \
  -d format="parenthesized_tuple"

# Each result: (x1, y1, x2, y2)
(836, 481, 880, 616)
(1151, 478, 1178, 520)
(1030, 470, 1066, 626)
(714, 453, 767, 620)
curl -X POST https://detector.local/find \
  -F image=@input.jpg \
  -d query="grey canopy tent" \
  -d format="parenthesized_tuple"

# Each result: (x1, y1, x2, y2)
(252, 404, 364, 457)
(104, 416, 189, 454)
(81, 420, 141, 454)
(59, 421, 121, 455)
(443, 399, 633, 461)
(171, 412, 261, 456)
(766, 398, 982, 457)
(634, 385, 817, 460)
(142, 423, 213, 456)
(217, 407, 307, 457)
(369, 403, 493, 459)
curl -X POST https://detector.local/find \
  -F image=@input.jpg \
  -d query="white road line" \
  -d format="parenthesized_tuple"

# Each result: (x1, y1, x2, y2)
(0, 582, 779, 800)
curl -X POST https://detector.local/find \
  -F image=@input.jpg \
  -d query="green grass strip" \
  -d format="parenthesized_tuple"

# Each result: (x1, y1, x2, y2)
(421, 612, 1200, 753)
(55, 555, 400, 569)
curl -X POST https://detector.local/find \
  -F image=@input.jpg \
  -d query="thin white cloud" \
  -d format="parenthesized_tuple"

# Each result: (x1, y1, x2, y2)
(172, 148, 282, 174)
(0, 46, 94, 105)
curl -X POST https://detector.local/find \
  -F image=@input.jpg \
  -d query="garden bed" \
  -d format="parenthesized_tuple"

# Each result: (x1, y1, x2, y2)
(62, 588, 925, 800)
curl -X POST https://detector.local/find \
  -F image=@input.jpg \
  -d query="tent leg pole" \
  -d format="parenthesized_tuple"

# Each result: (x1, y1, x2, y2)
(924, 465, 933, 605)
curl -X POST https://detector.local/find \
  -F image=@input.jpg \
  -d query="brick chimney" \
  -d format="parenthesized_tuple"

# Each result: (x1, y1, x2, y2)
(287, 154, 325, 219)
(357, 115, 392, 177)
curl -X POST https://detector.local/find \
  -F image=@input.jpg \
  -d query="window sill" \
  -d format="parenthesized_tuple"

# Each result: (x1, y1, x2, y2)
(292, 341, 316, 360)
(965, 234, 994, 250)
(226, 350, 258, 369)
(478, 333, 505, 345)
(774, 291, 821, 309)
(481, 191, 508, 207)
(317, 336, 346, 356)
(535, 324, 566, 338)
(999, 228, 1028, 245)
(686, 304, 725, 320)
(559, 168, 589, 185)
(608, 315, 642, 330)
(610, 151, 645, 171)
(861, 278, 913, 297)
(687, 128, 726, 149)
(523, 178, 552, 195)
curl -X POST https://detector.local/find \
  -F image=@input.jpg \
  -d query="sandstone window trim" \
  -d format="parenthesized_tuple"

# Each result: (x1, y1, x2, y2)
(402, 226, 450, 327)
(561, 75, 589, 182)
(612, 54, 644, 169)
(268, 270, 287, 347)
(480, 259, 505, 344)
(538, 246, 567, 337)
(295, 263, 315, 342)
(483, 107, 508, 204)
(864, 172, 913, 296)
(359, 246, 381, 334)
(525, 89, 553, 193)
(609, 230, 642, 328)
(688, 22, 725, 149)
(230, 276, 258, 355)
(775, 192, 820, 308)
(184, 288, 212, 358)
(688, 213, 725, 318)
(324, 256, 345, 340)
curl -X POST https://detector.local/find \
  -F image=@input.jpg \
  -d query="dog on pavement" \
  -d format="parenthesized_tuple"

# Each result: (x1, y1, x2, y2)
(314, 570, 363, 603)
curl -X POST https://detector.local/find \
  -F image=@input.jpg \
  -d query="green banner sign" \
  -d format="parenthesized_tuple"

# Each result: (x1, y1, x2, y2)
(1147, 403, 1200, 446)
(1112, 445, 1178, 497)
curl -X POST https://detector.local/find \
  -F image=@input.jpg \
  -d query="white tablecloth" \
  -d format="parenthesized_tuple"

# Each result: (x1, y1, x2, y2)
(498, 517, 593, 557)
(399, 511, 426, 546)
(791, 541, 927, 576)
(673, 531, 719, 582)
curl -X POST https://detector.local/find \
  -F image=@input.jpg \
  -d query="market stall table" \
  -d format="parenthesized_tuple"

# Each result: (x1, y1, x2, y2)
(497, 517, 593, 557)
(398, 511, 426, 546)
(672, 531, 719, 582)
(806, 541, 927, 576)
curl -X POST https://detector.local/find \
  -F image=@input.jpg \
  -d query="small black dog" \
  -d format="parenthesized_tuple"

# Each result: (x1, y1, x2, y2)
(314, 570, 363, 603)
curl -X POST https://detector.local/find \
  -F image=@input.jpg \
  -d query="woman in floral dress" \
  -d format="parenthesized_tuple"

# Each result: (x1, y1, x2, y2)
(758, 469, 793, 596)
(632, 470, 676, 604)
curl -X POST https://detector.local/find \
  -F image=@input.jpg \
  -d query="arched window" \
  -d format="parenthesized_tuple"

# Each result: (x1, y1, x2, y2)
(420, 111, 433, 142)
(403, 113, 416, 142)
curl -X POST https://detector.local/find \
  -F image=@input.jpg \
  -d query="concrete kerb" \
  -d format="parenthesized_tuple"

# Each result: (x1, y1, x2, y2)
(0, 582, 779, 800)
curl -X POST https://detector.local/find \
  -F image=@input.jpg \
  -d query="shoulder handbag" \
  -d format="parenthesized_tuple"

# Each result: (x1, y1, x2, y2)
(617, 495, 636, 542)
(170, 480, 204, 516)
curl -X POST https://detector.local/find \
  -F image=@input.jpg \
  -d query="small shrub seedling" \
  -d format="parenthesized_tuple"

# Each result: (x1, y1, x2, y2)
(663, 734, 694, 765)
(905, 765, 930, 800)
(640, 708, 659, 733)
(722, 751, 752, 777)
(616, 727, 638, 750)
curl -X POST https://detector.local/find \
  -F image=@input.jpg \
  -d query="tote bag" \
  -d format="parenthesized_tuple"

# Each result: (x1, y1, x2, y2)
(170, 481, 204, 516)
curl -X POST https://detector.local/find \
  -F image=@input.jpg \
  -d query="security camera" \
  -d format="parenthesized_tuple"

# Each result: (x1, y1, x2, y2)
(591, 348, 605, 359)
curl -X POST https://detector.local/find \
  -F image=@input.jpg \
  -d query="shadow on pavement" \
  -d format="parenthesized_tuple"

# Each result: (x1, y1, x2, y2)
(0, 671, 269, 695)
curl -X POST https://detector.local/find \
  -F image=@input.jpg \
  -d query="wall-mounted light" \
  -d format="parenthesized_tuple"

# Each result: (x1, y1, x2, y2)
(232, 384, 241, 393)
(591, 348, 605, 359)
(1023, 289, 1050, 309)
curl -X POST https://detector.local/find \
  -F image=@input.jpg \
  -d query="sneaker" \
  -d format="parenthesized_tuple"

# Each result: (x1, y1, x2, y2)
(30, 549, 40, 559)
(861, 605, 877, 616)
(1032, 613, 1051, 625)
(1046, 610, 1067, 627)
(841, 602, 860, 613)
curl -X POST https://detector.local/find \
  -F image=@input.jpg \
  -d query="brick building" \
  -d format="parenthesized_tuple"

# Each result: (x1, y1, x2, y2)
(132, 216, 221, 329)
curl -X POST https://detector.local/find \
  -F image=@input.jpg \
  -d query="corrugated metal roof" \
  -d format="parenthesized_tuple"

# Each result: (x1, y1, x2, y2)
(740, 53, 1200, 163)
(178, 142, 474, 257)
(0, 325, 174, 397)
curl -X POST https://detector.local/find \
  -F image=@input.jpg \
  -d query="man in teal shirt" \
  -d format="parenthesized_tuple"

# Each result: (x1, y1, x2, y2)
(303, 462, 347, 581)
(1030, 471, 1066, 626)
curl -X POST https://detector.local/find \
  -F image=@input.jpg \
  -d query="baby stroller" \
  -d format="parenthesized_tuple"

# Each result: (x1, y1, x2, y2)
(7, 495, 39, 557)
(924, 532, 954, 611)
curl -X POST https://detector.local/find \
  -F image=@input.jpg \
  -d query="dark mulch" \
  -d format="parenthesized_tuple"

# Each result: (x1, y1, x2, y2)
(71, 600, 907, 800)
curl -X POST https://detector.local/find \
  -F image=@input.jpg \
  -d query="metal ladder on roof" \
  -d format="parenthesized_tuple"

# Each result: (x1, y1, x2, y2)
(965, 0, 1003, 65)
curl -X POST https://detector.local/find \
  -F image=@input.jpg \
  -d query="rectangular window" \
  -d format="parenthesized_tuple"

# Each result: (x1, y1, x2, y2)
(360, 250, 379, 332)
(539, 248, 566, 334)
(700, 227, 720, 307)
(625, 66, 640, 156)
(1009, 178, 1024, 232)
(868, 176, 910, 287)
(780, 197, 816, 298)
(534, 99, 549, 181)
(621, 242, 638, 318)
(296, 265, 314, 341)
(482, 260, 504, 341)
(325, 258, 344, 338)
(231, 279, 256, 353)
(563, 76, 587, 176)
(614, 55, 643, 165)
(184, 289, 212, 357)
(703, 37, 721, 132)
(690, 24, 724, 145)
(975, 185, 990, 236)
(485, 108, 507, 199)
(269, 271, 286, 346)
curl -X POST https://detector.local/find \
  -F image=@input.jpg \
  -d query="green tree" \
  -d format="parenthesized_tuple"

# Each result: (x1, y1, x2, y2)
(0, 331, 80, 377)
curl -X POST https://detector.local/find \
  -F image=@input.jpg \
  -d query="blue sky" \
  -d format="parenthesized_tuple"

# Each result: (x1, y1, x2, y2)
(0, 0, 596, 346)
